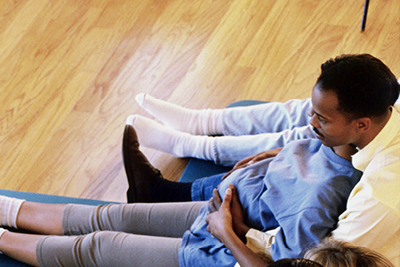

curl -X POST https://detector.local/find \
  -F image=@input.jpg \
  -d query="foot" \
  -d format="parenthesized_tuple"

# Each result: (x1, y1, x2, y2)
(126, 114, 215, 161)
(135, 93, 223, 135)
(122, 124, 164, 203)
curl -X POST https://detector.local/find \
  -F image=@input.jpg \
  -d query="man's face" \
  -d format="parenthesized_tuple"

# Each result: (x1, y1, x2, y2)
(310, 85, 359, 148)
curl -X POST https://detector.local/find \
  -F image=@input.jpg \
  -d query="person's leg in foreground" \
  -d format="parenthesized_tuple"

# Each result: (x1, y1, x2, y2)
(0, 127, 205, 266)
(0, 195, 203, 266)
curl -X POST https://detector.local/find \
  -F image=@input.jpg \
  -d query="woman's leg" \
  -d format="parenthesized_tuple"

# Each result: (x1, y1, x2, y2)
(213, 125, 316, 165)
(0, 225, 184, 267)
(135, 93, 224, 135)
(40, 201, 204, 266)
(0, 199, 204, 266)
(0, 231, 42, 267)
(132, 96, 314, 164)
(17, 202, 65, 235)
(130, 114, 316, 165)
(221, 98, 312, 135)
(41, 201, 204, 266)
(37, 231, 183, 267)
(0, 199, 66, 266)
(127, 115, 215, 160)
(135, 93, 312, 136)
(63, 201, 204, 237)
(0, 196, 65, 235)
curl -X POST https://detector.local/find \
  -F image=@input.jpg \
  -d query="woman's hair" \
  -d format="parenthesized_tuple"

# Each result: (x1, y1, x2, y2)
(304, 238, 394, 267)
(269, 258, 323, 267)
(315, 54, 399, 121)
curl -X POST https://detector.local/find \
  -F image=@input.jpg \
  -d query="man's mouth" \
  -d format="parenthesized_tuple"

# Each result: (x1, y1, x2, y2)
(313, 127, 324, 138)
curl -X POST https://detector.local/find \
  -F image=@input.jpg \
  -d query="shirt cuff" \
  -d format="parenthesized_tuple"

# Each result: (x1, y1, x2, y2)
(245, 227, 279, 262)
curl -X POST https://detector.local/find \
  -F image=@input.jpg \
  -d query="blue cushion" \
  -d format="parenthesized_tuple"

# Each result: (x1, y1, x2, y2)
(179, 100, 267, 182)
(179, 160, 231, 183)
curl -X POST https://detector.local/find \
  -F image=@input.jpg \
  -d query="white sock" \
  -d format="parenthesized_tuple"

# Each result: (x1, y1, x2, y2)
(127, 115, 216, 161)
(0, 196, 25, 228)
(135, 93, 224, 135)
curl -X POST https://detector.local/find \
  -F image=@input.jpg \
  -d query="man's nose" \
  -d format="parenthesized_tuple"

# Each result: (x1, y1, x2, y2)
(309, 114, 319, 128)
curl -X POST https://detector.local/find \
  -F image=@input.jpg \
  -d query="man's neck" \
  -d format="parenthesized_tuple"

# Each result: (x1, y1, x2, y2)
(332, 145, 358, 160)
(357, 109, 392, 149)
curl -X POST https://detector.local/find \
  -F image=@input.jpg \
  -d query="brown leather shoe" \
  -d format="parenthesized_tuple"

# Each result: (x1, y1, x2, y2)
(122, 124, 163, 203)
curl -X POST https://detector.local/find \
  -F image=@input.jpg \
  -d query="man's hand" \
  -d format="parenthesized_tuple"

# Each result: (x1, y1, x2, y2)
(222, 147, 283, 180)
(206, 185, 271, 267)
(208, 188, 223, 213)
(206, 186, 234, 243)
(207, 184, 249, 242)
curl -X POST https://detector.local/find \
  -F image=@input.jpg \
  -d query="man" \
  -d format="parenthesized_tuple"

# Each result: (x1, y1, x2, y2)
(124, 54, 400, 265)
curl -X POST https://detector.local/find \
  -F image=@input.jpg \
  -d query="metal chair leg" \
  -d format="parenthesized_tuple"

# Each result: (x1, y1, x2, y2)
(361, 0, 370, 31)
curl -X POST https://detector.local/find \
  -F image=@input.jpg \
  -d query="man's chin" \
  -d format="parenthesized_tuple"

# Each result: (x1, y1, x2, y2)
(316, 136, 331, 147)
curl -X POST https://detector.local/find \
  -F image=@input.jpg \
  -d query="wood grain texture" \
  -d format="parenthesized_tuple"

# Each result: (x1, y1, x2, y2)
(0, 0, 398, 202)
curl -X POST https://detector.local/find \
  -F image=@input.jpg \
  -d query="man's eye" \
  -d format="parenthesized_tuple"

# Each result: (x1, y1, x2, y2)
(318, 116, 325, 123)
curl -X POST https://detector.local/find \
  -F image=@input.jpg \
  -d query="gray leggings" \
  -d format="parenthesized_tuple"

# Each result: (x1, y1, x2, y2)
(36, 201, 205, 267)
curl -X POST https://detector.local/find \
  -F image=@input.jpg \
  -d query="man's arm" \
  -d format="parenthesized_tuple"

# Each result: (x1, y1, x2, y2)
(331, 195, 400, 265)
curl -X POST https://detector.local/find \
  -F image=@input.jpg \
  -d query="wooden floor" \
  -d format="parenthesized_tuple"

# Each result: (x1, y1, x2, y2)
(0, 0, 398, 202)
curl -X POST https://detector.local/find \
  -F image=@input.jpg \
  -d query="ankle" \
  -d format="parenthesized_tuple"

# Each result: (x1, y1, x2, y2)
(0, 196, 25, 228)
(151, 178, 192, 202)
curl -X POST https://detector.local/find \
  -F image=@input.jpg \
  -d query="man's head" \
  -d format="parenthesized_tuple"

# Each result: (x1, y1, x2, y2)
(309, 54, 399, 149)
(316, 54, 399, 119)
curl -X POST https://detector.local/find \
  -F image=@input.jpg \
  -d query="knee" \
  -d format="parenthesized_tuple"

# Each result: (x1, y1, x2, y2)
(78, 231, 123, 265)
(37, 232, 125, 266)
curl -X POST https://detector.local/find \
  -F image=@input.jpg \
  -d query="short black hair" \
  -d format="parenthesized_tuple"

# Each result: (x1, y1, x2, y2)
(316, 54, 399, 120)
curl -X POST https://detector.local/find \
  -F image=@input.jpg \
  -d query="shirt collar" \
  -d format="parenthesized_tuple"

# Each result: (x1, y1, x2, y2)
(352, 106, 400, 171)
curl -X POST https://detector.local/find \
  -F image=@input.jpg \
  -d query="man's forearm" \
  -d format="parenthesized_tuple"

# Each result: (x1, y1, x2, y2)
(221, 228, 272, 267)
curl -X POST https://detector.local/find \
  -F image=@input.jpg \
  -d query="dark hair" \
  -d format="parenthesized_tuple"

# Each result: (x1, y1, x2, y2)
(269, 259, 323, 267)
(305, 239, 394, 267)
(316, 54, 399, 120)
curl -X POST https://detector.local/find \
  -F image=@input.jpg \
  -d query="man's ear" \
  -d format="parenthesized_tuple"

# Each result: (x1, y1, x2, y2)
(354, 117, 372, 133)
